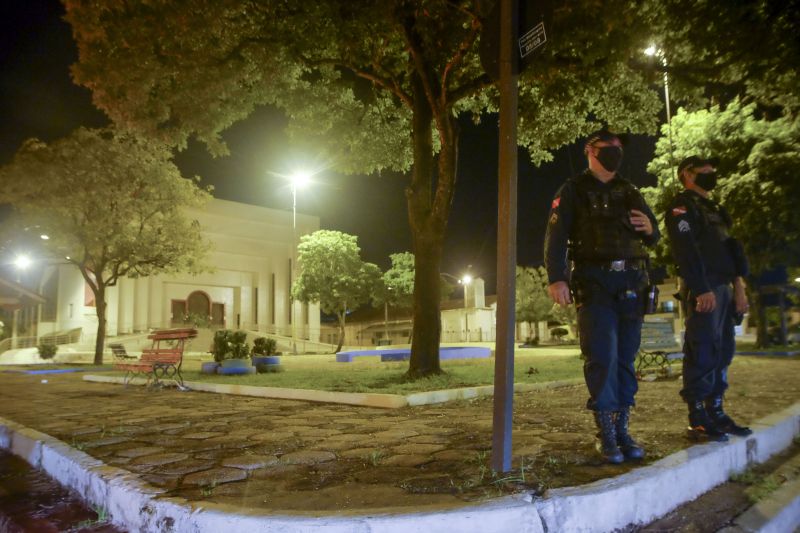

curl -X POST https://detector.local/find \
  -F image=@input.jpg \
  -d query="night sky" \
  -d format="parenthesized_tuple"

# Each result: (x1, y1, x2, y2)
(1, 0, 660, 293)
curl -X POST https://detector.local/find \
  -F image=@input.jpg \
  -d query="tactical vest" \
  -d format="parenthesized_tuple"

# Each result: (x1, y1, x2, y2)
(570, 172, 648, 261)
(680, 192, 737, 278)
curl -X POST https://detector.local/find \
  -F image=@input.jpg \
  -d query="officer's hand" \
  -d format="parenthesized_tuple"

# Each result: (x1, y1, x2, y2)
(734, 280, 749, 314)
(548, 281, 572, 306)
(695, 291, 716, 313)
(629, 209, 653, 235)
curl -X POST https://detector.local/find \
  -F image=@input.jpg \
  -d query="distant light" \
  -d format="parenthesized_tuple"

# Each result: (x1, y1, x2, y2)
(461, 274, 473, 285)
(290, 170, 312, 190)
(65, 256, 71, 260)
(40, 234, 49, 240)
(14, 254, 32, 270)
(644, 45, 658, 56)
(795, 277, 800, 283)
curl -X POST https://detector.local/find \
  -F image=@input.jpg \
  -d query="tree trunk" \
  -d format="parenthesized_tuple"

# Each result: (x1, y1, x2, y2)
(93, 284, 106, 365)
(754, 289, 769, 348)
(405, 72, 459, 378)
(335, 310, 345, 353)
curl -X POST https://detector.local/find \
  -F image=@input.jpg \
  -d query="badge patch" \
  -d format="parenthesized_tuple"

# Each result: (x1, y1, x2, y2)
(672, 206, 687, 215)
(678, 220, 690, 233)
(551, 197, 560, 210)
(549, 212, 558, 225)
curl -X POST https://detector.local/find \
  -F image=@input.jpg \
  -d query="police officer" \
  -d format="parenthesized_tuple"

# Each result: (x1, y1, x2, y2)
(666, 156, 752, 442)
(545, 130, 660, 464)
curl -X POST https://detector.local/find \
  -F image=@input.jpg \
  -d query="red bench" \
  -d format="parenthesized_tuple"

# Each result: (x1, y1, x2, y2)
(114, 328, 197, 389)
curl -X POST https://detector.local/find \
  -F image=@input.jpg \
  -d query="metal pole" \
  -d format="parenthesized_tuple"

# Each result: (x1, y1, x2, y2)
(492, 0, 518, 473)
(291, 186, 297, 354)
(662, 55, 677, 184)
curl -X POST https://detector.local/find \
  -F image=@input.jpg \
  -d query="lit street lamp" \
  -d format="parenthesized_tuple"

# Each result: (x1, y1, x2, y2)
(441, 270, 473, 342)
(288, 170, 311, 354)
(645, 45, 676, 182)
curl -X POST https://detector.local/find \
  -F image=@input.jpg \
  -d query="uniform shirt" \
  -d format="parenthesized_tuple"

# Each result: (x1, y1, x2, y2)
(544, 170, 660, 284)
(665, 189, 748, 295)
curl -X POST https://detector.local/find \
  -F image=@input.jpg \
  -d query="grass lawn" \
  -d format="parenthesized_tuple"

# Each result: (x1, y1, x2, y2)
(736, 341, 800, 354)
(180, 346, 585, 395)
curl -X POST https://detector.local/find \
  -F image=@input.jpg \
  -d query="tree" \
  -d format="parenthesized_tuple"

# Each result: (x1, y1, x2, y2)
(0, 128, 211, 364)
(515, 266, 554, 344)
(292, 230, 381, 352)
(65, 0, 662, 376)
(372, 252, 415, 343)
(644, 98, 800, 346)
(644, 0, 800, 114)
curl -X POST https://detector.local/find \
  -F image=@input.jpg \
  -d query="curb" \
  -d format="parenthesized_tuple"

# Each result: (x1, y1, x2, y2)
(1, 403, 799, 532)
(82, 375, 584, 408)
(725, 473, 800, 533)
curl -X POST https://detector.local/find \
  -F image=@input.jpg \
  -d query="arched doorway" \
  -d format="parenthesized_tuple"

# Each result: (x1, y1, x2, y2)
(187, 291, 210, 319)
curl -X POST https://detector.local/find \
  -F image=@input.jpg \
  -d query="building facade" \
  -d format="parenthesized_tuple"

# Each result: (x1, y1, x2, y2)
(14, 198, 321, 347)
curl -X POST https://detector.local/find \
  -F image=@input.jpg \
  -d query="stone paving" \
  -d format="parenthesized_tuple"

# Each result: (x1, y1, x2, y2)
(0, 355, 798, 514)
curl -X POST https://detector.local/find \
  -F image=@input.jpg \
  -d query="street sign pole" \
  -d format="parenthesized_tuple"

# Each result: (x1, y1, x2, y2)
(491, 0, 519, 473)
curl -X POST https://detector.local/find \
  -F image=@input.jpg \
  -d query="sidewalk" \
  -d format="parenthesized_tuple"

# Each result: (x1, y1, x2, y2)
(0, 356, 798, 531)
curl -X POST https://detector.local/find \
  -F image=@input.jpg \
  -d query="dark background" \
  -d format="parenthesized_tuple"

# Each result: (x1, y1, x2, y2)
(1, 0, 660, 292)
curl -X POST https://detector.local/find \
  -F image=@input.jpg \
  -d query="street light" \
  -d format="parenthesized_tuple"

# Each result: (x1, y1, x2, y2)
(645, 44, 676, 182)
(441, 270, 473, 342)
(288, 169, 312, 354)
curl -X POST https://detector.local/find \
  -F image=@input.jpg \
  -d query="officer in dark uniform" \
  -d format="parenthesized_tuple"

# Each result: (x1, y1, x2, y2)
(545, 130, 660, 464)
(666, 156, 752, 442)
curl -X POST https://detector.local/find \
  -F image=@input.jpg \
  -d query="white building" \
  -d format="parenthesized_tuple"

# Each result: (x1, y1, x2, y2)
(3, 198, 321, 351)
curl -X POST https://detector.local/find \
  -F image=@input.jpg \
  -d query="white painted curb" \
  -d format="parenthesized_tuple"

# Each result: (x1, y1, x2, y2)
(1, 403, 798, 533)
(83, 374, 583, 409)
(730, 475, 800, 533)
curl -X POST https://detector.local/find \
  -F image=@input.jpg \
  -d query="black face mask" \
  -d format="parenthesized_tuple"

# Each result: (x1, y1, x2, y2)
(694, 171, 717, 191)
(595, 146, 623, 172)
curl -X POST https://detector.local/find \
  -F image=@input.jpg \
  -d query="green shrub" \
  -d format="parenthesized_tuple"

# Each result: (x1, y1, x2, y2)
(252, 337, 277, 357)
(211, 330, 250, 362)
(38, 343, 58, 359)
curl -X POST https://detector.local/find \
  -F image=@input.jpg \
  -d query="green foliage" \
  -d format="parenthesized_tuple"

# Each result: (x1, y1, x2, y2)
(211, 330, 250, 362)
(292, 230, 379, 316)
(516, 266, 558, 340)
(292, 230, 380, 350)
(374, 252, 415, 309)
(643, 98, 800, 275)
(185, 312, 210, 328)
(252, 337, 277, 357)
(37, 343, 58, 359)
(0, 128, 211, 364)
(645, 0, 800, 114)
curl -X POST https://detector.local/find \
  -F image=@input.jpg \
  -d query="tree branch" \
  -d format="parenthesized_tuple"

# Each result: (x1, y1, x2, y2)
(300, 54, 413, 108)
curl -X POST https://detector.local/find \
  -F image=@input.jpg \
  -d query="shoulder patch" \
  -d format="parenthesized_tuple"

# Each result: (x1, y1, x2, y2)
(672, 206, 687, 216)
(551, 197, 561, 210)
(677, 220, 691, 233)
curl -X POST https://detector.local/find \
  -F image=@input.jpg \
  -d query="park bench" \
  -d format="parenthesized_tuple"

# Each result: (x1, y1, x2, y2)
(114, 328, 197, 389)
(636, 317, 683, 379)
(108, 343, 136, 361)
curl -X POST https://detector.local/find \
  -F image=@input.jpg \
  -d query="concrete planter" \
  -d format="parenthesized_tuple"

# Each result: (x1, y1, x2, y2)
(200, 362, 220, 375)
(218, 358, 255, 375)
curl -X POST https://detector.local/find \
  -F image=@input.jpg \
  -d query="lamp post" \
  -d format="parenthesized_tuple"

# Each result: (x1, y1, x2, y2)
(645, 45, 676, 183)
(288, 171, 310, 354)
(12, 254, 32, 342)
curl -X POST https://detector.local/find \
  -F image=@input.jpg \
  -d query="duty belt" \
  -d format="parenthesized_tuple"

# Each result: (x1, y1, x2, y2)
(577, 259, 645, 271)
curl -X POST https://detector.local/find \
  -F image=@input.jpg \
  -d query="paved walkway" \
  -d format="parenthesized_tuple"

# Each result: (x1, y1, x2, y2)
(0, 356, 798, 518)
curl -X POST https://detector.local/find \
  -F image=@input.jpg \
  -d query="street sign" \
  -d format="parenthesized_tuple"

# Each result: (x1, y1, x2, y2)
(479, 0, 553, 80)
(518, 21, 546, 59)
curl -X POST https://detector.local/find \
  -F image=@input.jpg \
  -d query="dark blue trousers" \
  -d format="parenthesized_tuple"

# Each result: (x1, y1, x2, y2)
(574, 267, 646, 411)
(680, 284, 735, 403)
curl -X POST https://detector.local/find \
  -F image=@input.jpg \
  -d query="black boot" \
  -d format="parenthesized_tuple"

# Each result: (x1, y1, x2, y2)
(687, 401, 729, 442)
(615, 407, 645, 460)
(593, 411, 624, 464)
(705, 396, 752, 437)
